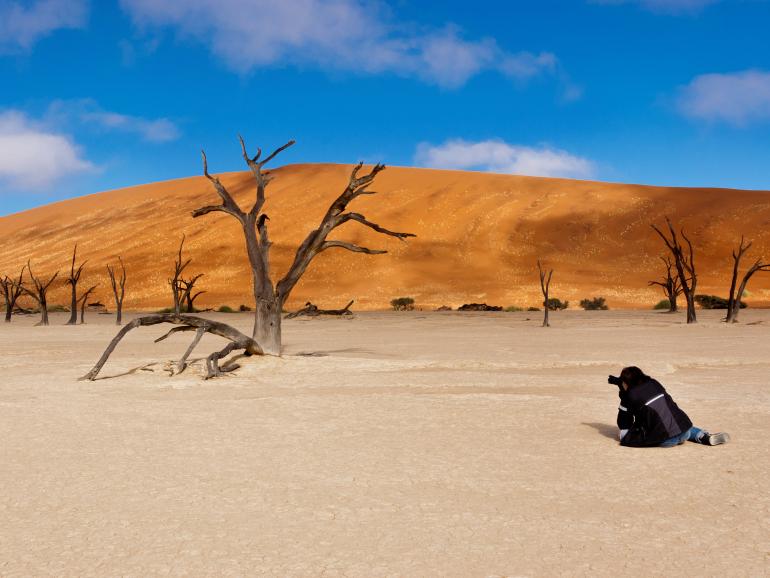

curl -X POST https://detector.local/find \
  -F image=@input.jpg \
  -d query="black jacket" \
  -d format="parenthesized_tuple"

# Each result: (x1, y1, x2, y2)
(617, 378, 692, 447)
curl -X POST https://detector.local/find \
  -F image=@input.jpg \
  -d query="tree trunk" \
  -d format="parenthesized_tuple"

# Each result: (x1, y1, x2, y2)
(684, 292, 696, 323)
(67, 284, 78, 325)
(255, 299, 282, 356)
(39, 296, 49, 326)
(4, 307, 11, 323)
(727, 281, 746, 323)
(116, 303, 123, 325)
(668, 290, 678, 313)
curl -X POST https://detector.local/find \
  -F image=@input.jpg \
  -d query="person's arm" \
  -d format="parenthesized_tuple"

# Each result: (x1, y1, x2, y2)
(617, 390, 634, 440)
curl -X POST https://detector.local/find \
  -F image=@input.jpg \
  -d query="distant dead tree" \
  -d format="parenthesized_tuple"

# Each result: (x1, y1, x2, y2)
(648, 256, 682, 313)
(77, 285, 98, 324)
(725, 236, 770, 323)
(651, 217, 697, 323)
(65, 244, 87, 325)
(1, 266, 25, 322)
(179, 274, 205, 313)
(83, 138, 414, 380)
(23, 261, 59, 326)
(538, 260, 553, 327)
(169, 235, 192, 315)
(107, 257, 126, 325)
(285, 299, 354, 319)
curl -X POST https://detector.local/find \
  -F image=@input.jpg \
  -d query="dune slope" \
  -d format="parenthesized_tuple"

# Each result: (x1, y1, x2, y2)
(1, 164, 770, 310)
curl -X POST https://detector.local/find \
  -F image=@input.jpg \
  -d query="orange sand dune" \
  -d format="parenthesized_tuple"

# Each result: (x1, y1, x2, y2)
(1, 164, 770, 311)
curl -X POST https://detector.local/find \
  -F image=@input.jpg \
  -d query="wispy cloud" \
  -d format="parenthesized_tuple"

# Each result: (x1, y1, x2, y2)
(120, 0, 558, 89)
(0, 110, 93, 191)
(0, 0, 88, 52)
(48, 99, 181, 142)
(414, 139, 596, 179)
(677, 70, 770, 126)
(592, 0, 719, 14)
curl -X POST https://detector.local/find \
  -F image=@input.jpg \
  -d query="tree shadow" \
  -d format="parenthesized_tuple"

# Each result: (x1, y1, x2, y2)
(582, 422, 618, 440)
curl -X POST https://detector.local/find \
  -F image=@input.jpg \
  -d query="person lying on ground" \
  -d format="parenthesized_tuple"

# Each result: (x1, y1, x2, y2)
(608, 366, 730, 448)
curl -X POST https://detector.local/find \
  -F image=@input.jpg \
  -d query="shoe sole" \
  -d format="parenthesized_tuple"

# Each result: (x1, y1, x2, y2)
(707, 432, 730, 445)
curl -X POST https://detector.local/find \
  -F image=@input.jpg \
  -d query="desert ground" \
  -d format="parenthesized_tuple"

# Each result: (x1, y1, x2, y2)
(1, 309, 768, 576)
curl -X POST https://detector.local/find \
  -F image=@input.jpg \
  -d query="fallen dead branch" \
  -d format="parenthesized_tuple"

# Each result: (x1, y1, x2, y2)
(80, 313, 262, 381)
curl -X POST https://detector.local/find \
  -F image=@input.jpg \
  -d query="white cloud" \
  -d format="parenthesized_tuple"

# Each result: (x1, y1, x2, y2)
(0, 110, 93, 191)
(593, 0, 719, 14)
(81, 111, 180, 142)
(120, 0, 557, 88)
(677, 70, 770, 126)
(47, 99, 181, 142)
(0, 0, 88, 52)
(414, 139, 595, 179)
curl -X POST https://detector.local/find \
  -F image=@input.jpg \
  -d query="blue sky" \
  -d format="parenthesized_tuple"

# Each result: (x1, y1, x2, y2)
(2, 0, 770, 215)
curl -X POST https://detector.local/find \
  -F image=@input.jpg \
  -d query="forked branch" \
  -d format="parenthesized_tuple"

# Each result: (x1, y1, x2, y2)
(537, 260, 553, 328)
(81, 314, 263, 381)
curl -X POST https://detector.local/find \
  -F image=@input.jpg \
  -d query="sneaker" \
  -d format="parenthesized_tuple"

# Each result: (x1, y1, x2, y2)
(704, 432, 730, 446)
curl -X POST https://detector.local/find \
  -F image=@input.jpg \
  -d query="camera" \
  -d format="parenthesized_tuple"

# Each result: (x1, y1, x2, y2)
(608, 375, 623, 387)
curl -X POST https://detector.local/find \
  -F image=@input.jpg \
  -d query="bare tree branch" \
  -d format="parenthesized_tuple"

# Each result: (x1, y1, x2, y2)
(66, 244, 87, 325)
(537, 260, 553, 328)
(651, 217, 697, 323)
(81, 314, 262, 381)
(726, 237, 770, 323)
(321, 240, 387, 254)
(107, 257, 126, 325)
(78, 284, 98, 324)
(23, 260, 59, 326)
(1, 264, 26, 322)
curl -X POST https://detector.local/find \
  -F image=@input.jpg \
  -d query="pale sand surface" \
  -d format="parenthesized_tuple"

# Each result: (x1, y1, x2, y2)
(1, 310, 768, 576)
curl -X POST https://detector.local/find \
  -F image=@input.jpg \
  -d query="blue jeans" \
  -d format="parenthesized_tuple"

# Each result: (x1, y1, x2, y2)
(659, 427, 704, 447)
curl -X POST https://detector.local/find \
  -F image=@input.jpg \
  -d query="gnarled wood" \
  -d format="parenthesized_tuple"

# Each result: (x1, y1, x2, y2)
(648, 256, 682, 313)
(107, 257, 126, 325)
(22, 260, 59, 326)
(725, 236, 770, 323)
(1, 265, 25, 323)
(192, 139, 414, 356)
(538, 260, 553, 328)
(651, 217, 697, 323)
(285, 299, 354, 319)
(78, 285, 98, 324)
(81, 314, 262, 381)
(178, 274, 205, 312)
(169, 235, 191, 315)
(66, 244, 87, 325)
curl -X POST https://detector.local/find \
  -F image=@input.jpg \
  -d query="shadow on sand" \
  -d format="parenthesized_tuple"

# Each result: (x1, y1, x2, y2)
(582, 422, 618, 440)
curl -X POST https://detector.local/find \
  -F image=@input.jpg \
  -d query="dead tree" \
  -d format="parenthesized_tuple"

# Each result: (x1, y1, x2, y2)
(192, 137, 414, 355)
(65, 244, 87, 325)
(107, 257, 126, 325)
(1, 265, 25, 322)
(78, 285, 98, 324)
(648, 256, 682, 313)
(725, 236, 770, 323)
(84, 138, 414, 380)
(285, 299, 354, 319)
(81, 314, 262, 380)
(179, 274, 205, 313)
(651, 218, 697, 323)
(23, 261, 59, 326)
(169, 235, 191, 315)
(538, 260, 553, 327)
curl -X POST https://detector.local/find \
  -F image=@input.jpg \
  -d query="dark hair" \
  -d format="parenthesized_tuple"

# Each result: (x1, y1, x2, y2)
(619, 366, 650, 388)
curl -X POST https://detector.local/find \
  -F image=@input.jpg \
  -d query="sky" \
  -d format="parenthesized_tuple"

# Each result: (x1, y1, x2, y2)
(1, 0, 770, 215)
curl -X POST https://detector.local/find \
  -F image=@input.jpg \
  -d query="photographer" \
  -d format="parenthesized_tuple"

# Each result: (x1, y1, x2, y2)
(609, 366, 730, 448)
